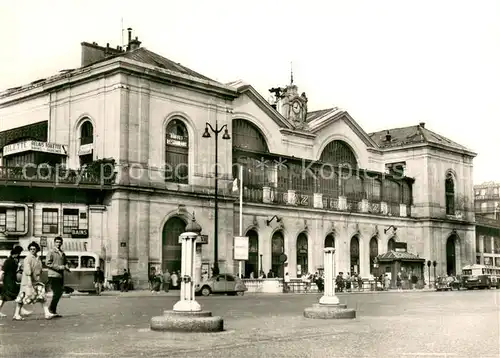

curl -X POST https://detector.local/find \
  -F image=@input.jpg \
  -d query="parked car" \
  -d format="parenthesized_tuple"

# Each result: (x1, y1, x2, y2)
(436, 276, 461, 291)
(195, 273, 247, 296)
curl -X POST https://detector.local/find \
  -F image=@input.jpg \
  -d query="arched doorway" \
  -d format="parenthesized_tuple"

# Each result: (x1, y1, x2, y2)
(369, 236, 378, 274)
(246, 230, 259, 278)
(296, 233, 308, 277)
(387, 238, 395, 252)
(271, 231, 285, 278)
(324, 234, 335, 248)
(162, 217, 186, 273)
(446, 235, 458, 275)
(350, 236, 360, 274)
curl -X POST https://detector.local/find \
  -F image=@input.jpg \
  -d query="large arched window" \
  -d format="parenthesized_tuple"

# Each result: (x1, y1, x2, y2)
(324, 234, 335, 248)
(232, 119, 269, 152)
(319, 140, 358, 168)
(165, 119, 189, 184)
(445, 173, 455, 215)
(79, 120, 94, 166)
(296, 233, 308, 277)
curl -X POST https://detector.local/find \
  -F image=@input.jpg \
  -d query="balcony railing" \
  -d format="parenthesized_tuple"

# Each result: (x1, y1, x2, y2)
(240, 185, 412, 217)
(0, 166, 114, 186)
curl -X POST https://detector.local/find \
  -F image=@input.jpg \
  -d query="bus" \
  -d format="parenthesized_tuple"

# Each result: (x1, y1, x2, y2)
(461, 264, 500, 290)
(0, 250, 103, 294)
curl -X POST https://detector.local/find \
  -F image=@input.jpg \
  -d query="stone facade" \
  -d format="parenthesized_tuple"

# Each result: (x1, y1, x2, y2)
(0, 34, 477, 288)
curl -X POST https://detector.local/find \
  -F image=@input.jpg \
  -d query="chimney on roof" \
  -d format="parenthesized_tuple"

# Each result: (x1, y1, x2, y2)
(419, 122, 425, 128)
(385, 130, 392, 142)
(126, 28, 142, 51)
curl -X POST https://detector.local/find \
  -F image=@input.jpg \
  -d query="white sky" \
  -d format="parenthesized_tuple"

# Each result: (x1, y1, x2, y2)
(1, 0, 499, 184)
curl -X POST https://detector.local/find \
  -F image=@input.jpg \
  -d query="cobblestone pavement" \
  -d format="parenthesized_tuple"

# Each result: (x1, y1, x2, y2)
(0, 289, 498, 358)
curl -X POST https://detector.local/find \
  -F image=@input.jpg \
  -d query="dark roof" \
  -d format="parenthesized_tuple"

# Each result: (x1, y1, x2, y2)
(377, 250, 425, 262)
(368, 124, 470, 152)
(82, 46, 214, 82)
(306, 108, 335, 122)
(119, 48, 213, 81)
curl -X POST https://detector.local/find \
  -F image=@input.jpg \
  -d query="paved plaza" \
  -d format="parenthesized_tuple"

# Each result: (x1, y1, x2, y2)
(0, 290, 499, 358)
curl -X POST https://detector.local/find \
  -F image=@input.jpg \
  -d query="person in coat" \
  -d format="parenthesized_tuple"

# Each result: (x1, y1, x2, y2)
(13, 242, 55, 320)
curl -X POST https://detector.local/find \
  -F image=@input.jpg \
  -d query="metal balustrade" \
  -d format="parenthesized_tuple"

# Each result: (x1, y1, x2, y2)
(0, 166, 114, 186)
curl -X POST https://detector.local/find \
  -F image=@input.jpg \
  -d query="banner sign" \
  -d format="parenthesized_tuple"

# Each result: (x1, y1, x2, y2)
(3, 140, 67, 156)
(234, 236, 249, 261)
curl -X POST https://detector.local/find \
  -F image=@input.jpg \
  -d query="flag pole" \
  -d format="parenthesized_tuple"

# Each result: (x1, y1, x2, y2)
(239, 164, 243, 279)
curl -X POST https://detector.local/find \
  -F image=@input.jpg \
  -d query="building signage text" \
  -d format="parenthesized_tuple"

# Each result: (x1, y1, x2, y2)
(3, 140, 68, 156)
(166, 133, 188, 147)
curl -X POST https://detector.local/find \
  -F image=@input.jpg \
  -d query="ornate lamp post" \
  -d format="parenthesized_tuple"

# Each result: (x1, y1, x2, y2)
(202, 120, 231, 274)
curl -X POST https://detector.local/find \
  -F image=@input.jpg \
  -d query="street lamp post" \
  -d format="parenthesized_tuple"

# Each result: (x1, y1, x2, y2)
(432, 260, 437, 282)
(426, 260, 431, 288)
(202, 120, 231, 274)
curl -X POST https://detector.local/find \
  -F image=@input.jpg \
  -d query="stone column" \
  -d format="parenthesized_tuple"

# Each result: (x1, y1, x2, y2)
(319, 247, 339, 305)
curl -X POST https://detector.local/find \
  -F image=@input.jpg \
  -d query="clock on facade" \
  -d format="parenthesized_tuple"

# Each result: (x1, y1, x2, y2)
(292, 101, 301, 114)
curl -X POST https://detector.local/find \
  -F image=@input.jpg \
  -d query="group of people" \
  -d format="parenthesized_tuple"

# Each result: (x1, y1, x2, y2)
(0, 236, 68, 320)
(149, 268, 180, 293)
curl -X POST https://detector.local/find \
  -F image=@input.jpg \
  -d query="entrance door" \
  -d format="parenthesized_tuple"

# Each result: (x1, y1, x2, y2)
(350, 236, 360, 274)
(162, 217, 186, 273)
(446, 236, 457, 275)
(246, 230, 259, 278)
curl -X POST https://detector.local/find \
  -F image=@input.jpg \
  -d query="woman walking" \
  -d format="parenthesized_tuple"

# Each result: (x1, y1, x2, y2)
(13, 242, 55, 320)
(0, 246, 27, 317)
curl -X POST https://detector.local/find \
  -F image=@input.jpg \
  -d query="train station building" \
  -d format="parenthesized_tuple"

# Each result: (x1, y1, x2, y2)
(0, 30, 477, 287)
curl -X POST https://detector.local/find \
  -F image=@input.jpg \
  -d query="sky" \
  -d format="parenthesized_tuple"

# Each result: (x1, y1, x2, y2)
(1, 0, 499, 184)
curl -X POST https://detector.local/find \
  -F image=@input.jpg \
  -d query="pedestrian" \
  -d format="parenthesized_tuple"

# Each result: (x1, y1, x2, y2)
(93, 267, 105, 295)
(283, 272, 290, 293)
(46, 236, 69, 317)
(120, 269, 131, 292)
(0, 246, 32, 318)
(357, 274, 364, 291)
(163, 270, 171, 292)
(13, 242, 55, 320)
(171, 271, 178, 289)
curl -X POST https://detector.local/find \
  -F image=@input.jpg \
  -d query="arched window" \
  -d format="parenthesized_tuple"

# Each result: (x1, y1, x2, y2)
(445, 173, 455, 215)
(350, 236, 360, 274)
(165, 119, 189, 184)
(271, 231, 285, 278)
(246, 230, 259, 277)
(387, 238, 395, 252)
(79, 121, 94, 166)
(296, 233, 308, 277)
(324, 234, 335, 248)
(232, 119, 269, 153)
(80, 121, 94, 145)
(319, 140, 358, 168)
(369, 237, 378, 274)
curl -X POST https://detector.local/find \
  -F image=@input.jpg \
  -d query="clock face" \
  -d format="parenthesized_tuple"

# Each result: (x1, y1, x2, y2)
(292, 101, 301, 113)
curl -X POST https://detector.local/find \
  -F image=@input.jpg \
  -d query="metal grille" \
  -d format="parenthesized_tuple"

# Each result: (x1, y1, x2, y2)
(232, 119, 269, 152)
(369, 237, 378, 274)
(319, 140, 358, 168)
(402, 181, 412, 205)
(344, 175, 365, 201)
(365, 177, 381, 202)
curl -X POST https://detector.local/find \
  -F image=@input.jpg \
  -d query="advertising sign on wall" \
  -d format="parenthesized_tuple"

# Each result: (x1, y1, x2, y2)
(234, 236, 249, 261)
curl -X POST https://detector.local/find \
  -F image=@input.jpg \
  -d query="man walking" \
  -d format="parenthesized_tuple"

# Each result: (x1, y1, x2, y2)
(46, 236, 69, 317)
